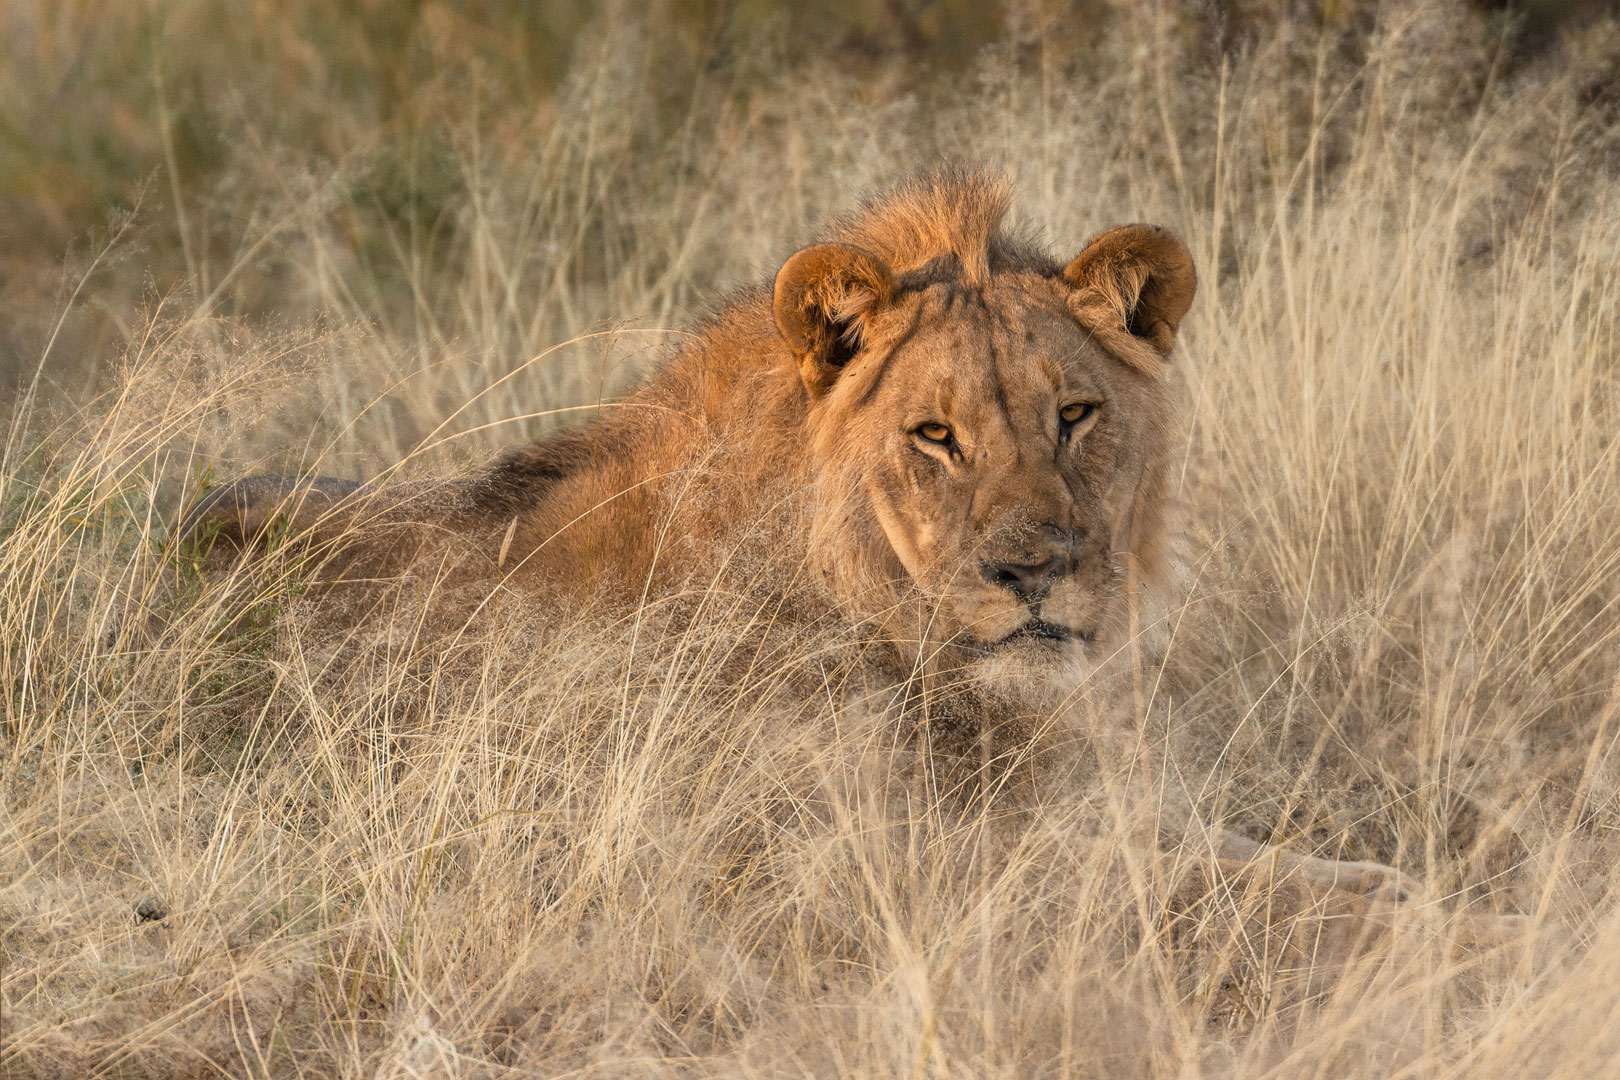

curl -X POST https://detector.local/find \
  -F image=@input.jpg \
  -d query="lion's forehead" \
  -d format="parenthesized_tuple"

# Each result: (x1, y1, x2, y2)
(875, 279, 1115, 429)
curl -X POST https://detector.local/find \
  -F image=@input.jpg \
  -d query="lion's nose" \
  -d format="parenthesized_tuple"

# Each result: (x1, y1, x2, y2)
(982, 555, 1065, 602)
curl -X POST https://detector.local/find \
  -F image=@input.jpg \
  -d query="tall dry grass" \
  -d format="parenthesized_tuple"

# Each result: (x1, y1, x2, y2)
(3, 2, 1620, 1075)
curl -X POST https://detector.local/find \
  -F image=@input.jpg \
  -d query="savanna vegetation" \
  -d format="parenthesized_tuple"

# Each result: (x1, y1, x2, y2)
(3, 1, 1620, 1075)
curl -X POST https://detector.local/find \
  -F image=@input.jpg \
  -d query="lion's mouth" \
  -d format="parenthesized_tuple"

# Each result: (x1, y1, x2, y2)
(993, 619, 1096, 648)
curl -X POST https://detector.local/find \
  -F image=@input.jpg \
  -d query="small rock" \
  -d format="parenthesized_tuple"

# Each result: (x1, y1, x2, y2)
(134, 896, 168, 924)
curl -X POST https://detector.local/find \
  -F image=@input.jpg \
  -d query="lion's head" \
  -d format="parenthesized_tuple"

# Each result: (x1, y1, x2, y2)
(770, 172, 1195, 678)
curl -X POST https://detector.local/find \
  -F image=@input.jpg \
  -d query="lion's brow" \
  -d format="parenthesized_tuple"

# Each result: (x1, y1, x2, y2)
(889, 252, 1071, 306)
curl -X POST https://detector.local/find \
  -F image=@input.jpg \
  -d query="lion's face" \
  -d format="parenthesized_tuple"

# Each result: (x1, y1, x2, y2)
(773, 224, 1195, 674)
(811, 275, 1170, 657)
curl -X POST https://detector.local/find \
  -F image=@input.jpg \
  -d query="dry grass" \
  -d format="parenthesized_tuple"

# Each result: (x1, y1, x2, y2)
(4, 2, 1620, 1076)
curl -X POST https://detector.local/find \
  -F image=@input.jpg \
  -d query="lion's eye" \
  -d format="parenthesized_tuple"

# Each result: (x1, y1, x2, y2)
(916, 423, 952, 444)
(1060, 402, 1096, 425)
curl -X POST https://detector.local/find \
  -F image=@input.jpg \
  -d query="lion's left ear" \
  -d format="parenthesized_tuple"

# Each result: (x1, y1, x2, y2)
(1063, 225, 1196, 362)
(773, 243, 896, 396)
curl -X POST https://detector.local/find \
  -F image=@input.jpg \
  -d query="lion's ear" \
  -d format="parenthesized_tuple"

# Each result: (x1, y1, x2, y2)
(1063, 225, 1196, 362)
(773, 243, 896, 395)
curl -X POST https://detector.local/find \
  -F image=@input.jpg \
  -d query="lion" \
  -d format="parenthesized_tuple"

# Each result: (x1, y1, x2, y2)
(184, 169, 1511, 939)
(190, 173, 1180, 670)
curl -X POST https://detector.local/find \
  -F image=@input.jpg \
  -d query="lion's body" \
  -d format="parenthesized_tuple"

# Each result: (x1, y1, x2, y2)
(469, 290, 814, 598)
(191, 172, 1190, 694)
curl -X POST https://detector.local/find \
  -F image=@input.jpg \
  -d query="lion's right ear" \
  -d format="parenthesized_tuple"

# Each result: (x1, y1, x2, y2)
(773, 243, 896, 396)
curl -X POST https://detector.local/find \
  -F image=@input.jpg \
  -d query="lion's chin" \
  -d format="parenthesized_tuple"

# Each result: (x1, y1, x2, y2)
(960, 630, 1104, 709)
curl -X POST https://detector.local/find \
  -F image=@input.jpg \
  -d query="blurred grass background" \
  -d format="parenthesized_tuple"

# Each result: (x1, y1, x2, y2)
(6, 0, 1612, 402)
